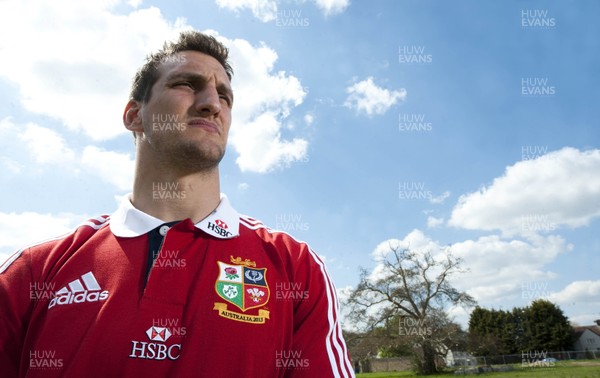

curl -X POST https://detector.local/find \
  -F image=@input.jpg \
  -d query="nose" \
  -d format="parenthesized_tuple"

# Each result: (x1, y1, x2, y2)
(194, 84, 221, 116)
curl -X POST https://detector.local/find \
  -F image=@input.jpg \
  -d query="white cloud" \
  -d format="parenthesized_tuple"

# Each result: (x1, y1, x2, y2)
(0, 211, 83, 266)
(0, 118, 25, 173)
(238, 182, 250, 191)
(215, 0, 277, 22)
(224, 37, 306, 120)
(450, 234, 571, 304)
(218, 36, 309, 172)
(0, 117, 133, 190)
(314, 0, 350, 16)
(372, 229, 425, 260)
(430, 190, 450, 204)
(447, 305, 472, 329)
(81, 146, 135, 191)
(363, 228, 600, 329)
(304, 113, 315, 126)
(448, 148, 600, 237)
(547, 281, 600, 326)
(427, 216, 444, 228)
(214, 0, 350, 21)
(344, 77, 406, 116)
(362, 148, 599, 326)
(19, 124, 76, 164)
(0, 117, 13, 131)
(0, 157, 22, 173)
(549, 280, 600, 305)
(0, 0, 190, 140)
(569, 313, 600, 327)
(370, 229, 571, 307)
(370, 229, 450, 271)
(2, 117, 77, 170)
(127, 0, 143, 7)
(230, 112, 308, 173)
(0, 1, 309, 173)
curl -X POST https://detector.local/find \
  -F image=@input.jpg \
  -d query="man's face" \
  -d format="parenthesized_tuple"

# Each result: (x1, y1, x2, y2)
(137, 50, 233, 170)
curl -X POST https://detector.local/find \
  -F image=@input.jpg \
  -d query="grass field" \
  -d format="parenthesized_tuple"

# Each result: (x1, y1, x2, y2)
(356, 361, 600, 378)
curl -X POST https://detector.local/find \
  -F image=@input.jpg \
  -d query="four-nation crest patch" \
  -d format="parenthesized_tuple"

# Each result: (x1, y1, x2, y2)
(214, 258, 270, 324)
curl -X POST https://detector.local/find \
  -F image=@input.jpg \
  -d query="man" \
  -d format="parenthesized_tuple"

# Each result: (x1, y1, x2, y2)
(0, 31, 354, 377)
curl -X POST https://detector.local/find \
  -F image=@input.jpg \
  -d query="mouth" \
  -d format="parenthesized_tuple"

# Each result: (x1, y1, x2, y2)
(187, 119, 220, 134)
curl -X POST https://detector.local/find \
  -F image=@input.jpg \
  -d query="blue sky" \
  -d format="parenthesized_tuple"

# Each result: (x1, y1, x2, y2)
(0, 0, 599, 329)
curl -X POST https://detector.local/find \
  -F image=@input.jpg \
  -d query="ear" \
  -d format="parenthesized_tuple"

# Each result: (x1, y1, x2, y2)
(123, 99, 143, 133)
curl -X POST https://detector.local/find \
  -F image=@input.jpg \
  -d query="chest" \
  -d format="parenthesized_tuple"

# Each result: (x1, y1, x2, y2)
(27, 232, 294, 373)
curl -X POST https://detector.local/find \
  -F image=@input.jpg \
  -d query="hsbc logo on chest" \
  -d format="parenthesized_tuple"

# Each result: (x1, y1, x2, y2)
(129, 326, 182, 361)
(206, 219, 232, 238)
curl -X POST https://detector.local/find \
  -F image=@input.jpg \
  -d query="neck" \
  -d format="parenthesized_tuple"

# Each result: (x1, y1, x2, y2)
(130, 150, 222, 224)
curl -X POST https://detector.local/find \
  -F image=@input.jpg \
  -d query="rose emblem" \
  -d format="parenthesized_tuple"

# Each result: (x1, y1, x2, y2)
(225, 267, 239, 280)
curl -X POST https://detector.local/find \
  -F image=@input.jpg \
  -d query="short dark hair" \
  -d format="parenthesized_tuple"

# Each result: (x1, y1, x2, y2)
(129, 31, 233, 103)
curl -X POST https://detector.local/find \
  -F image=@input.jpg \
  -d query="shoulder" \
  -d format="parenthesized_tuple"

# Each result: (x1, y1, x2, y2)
(35, 215, 111, 249)
(238, 214, 306, 247)
(237, 214, 328, 267)
(0, 215, 111, 274)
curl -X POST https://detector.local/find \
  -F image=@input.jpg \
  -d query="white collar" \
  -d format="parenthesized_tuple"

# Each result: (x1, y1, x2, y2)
(109, 193, 239, 239)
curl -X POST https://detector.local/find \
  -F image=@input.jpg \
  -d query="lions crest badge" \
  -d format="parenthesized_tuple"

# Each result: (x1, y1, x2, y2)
(214, 259, 270, 324)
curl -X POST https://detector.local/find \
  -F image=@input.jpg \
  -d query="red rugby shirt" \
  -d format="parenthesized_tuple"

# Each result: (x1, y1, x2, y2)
(0, 195, 354, 377)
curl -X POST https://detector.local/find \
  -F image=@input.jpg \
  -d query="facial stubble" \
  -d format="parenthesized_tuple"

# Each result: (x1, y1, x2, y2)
(143, 128, 226, 174)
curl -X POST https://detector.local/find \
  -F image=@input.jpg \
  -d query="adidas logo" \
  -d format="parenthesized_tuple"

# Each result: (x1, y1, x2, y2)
(48, 271, 109, 309)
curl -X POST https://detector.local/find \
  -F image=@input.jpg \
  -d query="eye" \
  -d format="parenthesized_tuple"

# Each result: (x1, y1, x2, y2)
(219, 94, 232, 106)
(173, 81, 194, 89)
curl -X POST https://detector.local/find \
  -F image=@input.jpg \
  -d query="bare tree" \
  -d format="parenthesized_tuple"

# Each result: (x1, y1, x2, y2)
(345, 245, 476, 375)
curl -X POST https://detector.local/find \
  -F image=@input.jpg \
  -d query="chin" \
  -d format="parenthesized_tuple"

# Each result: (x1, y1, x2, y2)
(176, 145, 225, 170)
